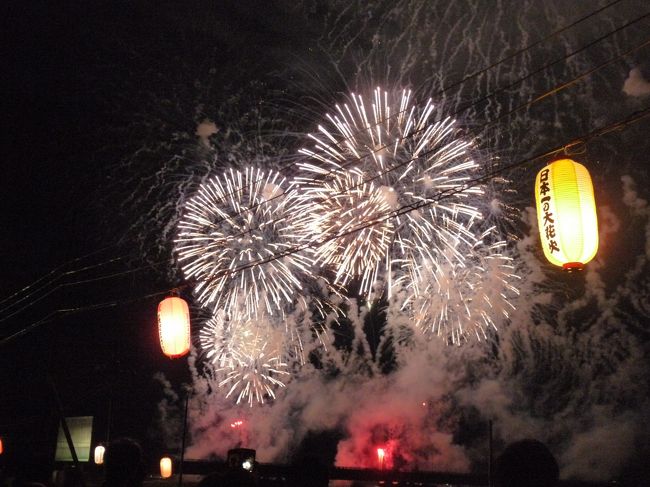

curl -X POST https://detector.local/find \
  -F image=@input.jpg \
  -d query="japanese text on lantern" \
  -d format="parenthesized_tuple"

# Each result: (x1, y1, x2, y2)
(538, 169, 560, 254)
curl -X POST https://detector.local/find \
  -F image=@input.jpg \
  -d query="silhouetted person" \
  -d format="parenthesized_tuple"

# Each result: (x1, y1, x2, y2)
(494, 439, 559, 487)
(103, 438, 145, 487)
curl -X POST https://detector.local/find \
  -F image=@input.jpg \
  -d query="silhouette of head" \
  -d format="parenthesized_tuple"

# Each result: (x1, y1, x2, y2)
(494, 439, 559, 487)
(104, 438, 145, 487)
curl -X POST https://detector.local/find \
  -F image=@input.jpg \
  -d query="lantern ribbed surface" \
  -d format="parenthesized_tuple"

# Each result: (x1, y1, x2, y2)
(535, 158, 598, 269)
(158, 296, 191, 358)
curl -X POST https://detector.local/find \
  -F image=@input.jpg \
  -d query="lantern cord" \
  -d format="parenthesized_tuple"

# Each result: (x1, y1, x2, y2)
(168, 1, 639, 225)
(562, 141, 588, 157)
(178, 13, 650, 239)
(3, 104, 645, 344)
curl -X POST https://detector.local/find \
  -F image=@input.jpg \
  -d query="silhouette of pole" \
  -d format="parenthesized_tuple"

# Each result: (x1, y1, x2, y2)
(178, 393, 189, 487)
(488, 419, 493, 487)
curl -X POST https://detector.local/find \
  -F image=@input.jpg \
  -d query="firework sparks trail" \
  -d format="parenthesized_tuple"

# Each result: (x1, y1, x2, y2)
(199, 309, 292, 406)
(174, 167, 313, 319)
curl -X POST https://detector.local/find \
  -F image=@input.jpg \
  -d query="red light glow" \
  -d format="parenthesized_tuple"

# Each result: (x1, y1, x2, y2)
(377, 447, 386, 470)
(230, 420, 244, 428)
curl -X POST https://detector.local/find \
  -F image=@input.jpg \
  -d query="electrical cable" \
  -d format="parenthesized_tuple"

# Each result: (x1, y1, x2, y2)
(3, 104, 646, 346)
(1, 6, 646, 325)
(171, 2, 640, 223)
(177, 11, 650, 235)
(197, 105, 650, 283)
(180, 33, 650, 264)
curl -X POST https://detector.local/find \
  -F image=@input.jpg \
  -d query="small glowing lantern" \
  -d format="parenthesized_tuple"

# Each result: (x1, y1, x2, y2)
(535, 158, 598, 271)
(160, 456, 173, 478)
(94, 445, 105, 464)
(158, 296, 191, 358)
(0, 437, 3, 455)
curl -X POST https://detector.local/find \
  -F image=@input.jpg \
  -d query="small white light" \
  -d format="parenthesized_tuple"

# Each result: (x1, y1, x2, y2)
(94, 445, 105, 465)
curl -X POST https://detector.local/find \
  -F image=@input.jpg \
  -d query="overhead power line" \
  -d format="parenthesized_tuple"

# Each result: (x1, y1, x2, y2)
(179, 12, 650, 236)
(184, 33, 650, 256)
(172, 2, 641, 222)
(1, 4, 646, 328)
(3, 103, 647, 347)
(200, 106, 650, 285)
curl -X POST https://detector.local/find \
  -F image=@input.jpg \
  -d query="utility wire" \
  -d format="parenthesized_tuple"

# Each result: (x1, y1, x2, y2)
(1, 6, 645, 323)
(0, 288, 172, 347)
(183, 33, 650, 266)
(433, 0, 627, 96)
(0, 256, 128, 324)
(178, 11, 650, 236)
(6, 21, 643, 320)
(199, 106, 650, 283)
(4, 104, 646, 347)
(172, 2, 638, 222)
(0, 246, 120, 308)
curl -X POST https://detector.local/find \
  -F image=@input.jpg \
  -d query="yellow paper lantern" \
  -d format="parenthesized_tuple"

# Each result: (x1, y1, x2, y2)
(160, 456, 173, 478)
(158, 296, 191, 358)
(535, 158, 598, 270)
(94, 445, 105, 464)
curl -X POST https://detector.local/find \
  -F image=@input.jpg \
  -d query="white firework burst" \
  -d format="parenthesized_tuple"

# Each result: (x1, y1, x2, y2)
(174, 167, 312, 319)
(401, 225, 520, 345)
(294, 88, 485, 300)
(199, 310, 292, 406)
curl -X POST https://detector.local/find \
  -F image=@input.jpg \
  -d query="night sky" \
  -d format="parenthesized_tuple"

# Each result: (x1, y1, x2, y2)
(2, 0, 650, 484)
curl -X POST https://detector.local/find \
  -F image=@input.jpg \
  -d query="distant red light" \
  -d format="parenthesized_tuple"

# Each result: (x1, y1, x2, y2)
(377, 447, 386, 470)
(230, 420, 244, 428)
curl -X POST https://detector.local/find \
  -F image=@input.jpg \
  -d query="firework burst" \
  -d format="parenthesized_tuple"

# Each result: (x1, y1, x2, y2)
(174, 167, 312, 319)
(294, 88, 485, 300)
(400, 226, 520, 344)
(199, 310, 292, 406)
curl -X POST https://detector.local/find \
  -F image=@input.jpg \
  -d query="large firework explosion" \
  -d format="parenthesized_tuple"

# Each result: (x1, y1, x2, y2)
(174, 166, 312, 320)
(294, 89, 483, 298)
(400, 228, 519, 344)
(292, 88, 518, 343)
